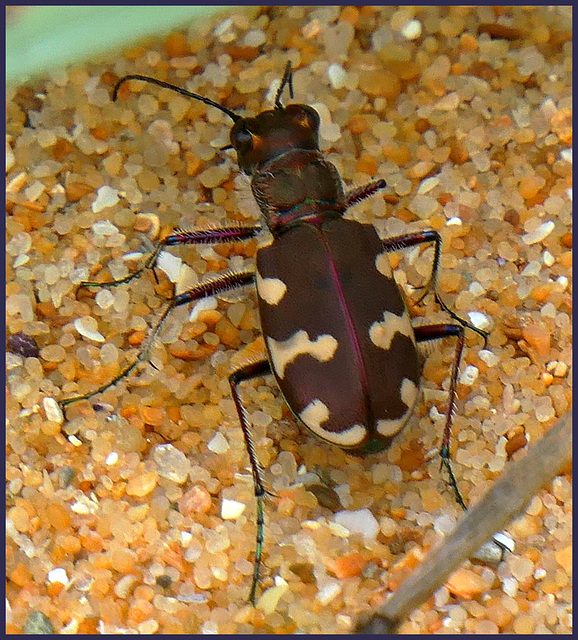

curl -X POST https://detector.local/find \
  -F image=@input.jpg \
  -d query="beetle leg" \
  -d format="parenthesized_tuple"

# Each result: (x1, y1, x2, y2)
(413, 323, 468, 512)
(61, 270, 256, 408)
(380, 229, 442, 304)
(81, 225, 262, 289)
(344, 179, 387, 208)
(229, 358, 273, 605)
(381, 231, 488, 346)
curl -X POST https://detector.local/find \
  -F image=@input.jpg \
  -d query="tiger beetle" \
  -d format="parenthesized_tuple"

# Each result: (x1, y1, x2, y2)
(61, 62, 489, 604)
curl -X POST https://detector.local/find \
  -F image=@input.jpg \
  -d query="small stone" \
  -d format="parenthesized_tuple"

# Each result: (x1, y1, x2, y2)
(509, 555, 534, 581)
(59, 466, 76, 489)
(446, 567, 490, 599)
(43, 397, 64, 424)
(522, 221, 555, 245)
(126, 471, 158, 497)
(256, 578, 289, 614)
(114, 574, 139, 599)
(24, 611, 54, 634)
(105, 451, 119, 465)
(327, 63, 347, 89)
(316, 581, 342, 605)
(153, 444, 191, 484)
(221, 498, 246, 520)
(334, 508, 379, 541)
(502, 576, 518, 597)
(179, 485, 212, 516)
(478, 349, 498, 367)
(91, 186, 120, 213)
(467, 311, 491, 331)
(459, 365, 479, 386)
(47, 567, 68, 585)
(522, 323, 550, 357)
(555, 545, 571, 571)
(329, 552, 366, 578)
(7, 332, 39, 357)
(401, 19, 422, 40)
(408, 194, 439, 218)
(207, 432, 229, 454)
(74, 316, 105, 343)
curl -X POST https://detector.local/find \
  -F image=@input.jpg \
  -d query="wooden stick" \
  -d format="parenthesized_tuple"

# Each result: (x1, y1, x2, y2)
(354, 412, 572, 634)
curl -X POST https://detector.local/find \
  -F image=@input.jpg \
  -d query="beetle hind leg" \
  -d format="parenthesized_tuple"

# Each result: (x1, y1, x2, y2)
(413, 323, 468, 511)
(229, 358, 274, 605)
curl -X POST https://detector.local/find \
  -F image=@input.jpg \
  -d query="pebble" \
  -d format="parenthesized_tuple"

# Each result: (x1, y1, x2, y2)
(459, 365, 479, 386)
(24, 611, 54, 634)
(521, 323, 550, 357)
(207, 432, 229, 454)
(74, 316, 105, 342)
(408, 194, 439, 218)
(47, 567, 69, 585)
(91, 186, 120, 213)
(153, 444, 191, 484)
(327, 63, 347, 90)
(126, 471, 158, 497)
(179, 486, 212, 516)
(467, 311, 491, 331)
(522, 221, 555, 245)
(221, 498, 246, 520)
(446, 567, 490, 599)
(256, 578, 289, 615)
(43, 397, 64, 424)
(401, 19, 422, 40)
(7, 332, 39, 357)
(316, 581, 342, 605)
(334, 508, 379, 541)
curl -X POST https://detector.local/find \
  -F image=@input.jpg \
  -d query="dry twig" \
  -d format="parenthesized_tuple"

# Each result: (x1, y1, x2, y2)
(354, 412, 572, 634)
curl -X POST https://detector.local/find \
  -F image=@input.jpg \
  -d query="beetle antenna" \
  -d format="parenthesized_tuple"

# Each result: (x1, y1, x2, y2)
(274, 61, 294, 109)
(113, 74, 241, 123)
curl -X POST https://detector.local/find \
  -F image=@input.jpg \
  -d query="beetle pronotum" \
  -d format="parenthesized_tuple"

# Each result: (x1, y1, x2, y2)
(61, 62, 489, 603)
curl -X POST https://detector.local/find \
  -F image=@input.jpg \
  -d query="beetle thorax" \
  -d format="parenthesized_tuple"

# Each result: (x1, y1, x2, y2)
(251, 149, 346, 233)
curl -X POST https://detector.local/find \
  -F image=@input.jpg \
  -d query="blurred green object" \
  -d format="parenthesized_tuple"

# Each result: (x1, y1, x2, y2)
(6, 6, 229, 85)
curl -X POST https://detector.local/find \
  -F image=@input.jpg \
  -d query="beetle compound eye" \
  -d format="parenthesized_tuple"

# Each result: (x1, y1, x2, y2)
(301, 105, 320, 130)
(233, 125, 253, 147)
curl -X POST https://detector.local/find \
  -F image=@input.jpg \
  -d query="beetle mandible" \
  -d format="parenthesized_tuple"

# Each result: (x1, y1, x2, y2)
(61, 62, 488, 603)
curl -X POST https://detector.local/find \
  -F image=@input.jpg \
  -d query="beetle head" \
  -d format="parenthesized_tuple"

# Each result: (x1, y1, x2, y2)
(230, 104, 321, 175)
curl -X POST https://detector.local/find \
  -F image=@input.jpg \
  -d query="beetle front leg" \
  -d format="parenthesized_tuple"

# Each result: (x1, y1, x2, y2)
(345, 179, 387, 208)
(413, 323, 467, 511)
(81, 225, 262, 289)
(229, 358, 273, 605)
(61, 270, 256, 408)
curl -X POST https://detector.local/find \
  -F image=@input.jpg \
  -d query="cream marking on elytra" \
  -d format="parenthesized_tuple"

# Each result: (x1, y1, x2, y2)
(300, 399, 367, 446)
(369, 310, 415, 350)
(375, 251, 393, 278)
(267, 330, 338, 379)
(376, 378, 419, 437)
(256, 271, 287, 305)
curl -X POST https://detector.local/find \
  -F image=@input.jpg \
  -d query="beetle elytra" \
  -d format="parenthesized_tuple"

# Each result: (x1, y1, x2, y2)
(61, 62, 488, 603)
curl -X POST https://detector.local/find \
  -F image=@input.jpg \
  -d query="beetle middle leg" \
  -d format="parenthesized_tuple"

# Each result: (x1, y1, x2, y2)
(61, 269, 256, 408)
(229, 358, 274, 605)
(380, 230, 488, 346)
(413, 323, 467, 511)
